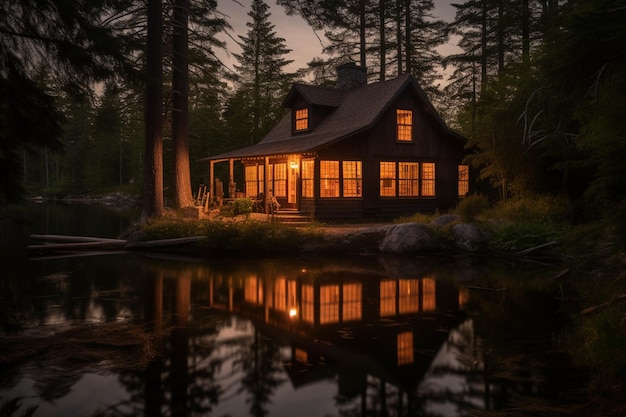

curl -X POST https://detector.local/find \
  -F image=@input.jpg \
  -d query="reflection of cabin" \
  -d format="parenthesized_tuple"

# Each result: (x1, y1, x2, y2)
(206, 260, 468, 400)
(201, 63, 468, 220)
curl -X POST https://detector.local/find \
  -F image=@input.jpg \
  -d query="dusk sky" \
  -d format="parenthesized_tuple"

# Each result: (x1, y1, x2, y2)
(217, 0, 459, 75)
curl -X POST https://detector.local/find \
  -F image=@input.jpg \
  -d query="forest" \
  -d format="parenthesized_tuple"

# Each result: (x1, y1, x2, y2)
(1, 0, 625, 222)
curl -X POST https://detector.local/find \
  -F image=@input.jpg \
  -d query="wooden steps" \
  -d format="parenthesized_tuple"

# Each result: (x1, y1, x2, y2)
(272, 210, 311, 226)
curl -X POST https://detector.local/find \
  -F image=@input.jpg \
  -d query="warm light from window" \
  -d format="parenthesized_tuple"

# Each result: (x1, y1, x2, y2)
(396, 109, 413, 142)
(397, 331, 414, 365)
(289, 308, 297, 317)
(458, 165, 469, 197)
(290, 161, 299, 170)
(421, 162, 435, 196)
(295, 108, 308, 131)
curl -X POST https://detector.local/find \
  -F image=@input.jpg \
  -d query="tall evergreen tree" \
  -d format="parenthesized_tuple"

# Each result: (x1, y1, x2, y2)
(229, 0, 295, 145)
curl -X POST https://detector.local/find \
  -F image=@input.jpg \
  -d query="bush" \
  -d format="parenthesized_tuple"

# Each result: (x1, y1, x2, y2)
(484, 194, 568, 223)
(454, 194, 490, 222)
(233, 198, 253, 216)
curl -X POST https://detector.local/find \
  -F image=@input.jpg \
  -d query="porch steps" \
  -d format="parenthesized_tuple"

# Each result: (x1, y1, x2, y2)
(272, 210, 311, 226)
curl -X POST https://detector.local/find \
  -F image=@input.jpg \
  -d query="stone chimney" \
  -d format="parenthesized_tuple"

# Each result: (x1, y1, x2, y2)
(336, 62, 367, 91)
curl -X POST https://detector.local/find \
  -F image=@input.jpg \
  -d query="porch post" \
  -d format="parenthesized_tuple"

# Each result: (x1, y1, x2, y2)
(209, 160, 215, 207)
(264, 156, 270, 214)
(228, 158, 235, 198)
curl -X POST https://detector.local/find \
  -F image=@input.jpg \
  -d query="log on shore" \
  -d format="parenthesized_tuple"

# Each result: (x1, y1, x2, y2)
(30, 234, 128, 244)
(28, 240, 128, 254)
(125, 236, 207, 248)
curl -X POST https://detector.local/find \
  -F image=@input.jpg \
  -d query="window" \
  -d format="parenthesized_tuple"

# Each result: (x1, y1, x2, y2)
(320, 160, 340, 197)
(398, 162, 419, 196)
(421, 162, 435, 196)
(397, 331, 414, 365)
(342, 161, 362, 197)
(273, 163, 287, 197)
(301, 159, 314, 198)
(458, 165, 469, 197)
(301, 285, 314, 323)
(295, 108, 309, 131)
(380, 162, 397, 197)
(398, 279, 419, 314)
(244, 165, 258, 197)
(422, 278, 436, 312)
(396, 109, 413, 142)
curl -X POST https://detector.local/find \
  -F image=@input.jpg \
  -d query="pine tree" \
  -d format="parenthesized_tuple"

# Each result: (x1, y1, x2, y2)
(230, 0, 295, 145)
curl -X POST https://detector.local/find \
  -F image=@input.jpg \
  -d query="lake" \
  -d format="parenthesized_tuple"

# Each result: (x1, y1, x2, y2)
(0, 202, 570, 417)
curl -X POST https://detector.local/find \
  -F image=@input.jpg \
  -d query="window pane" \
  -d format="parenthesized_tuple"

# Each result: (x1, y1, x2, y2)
(301, 159, 314, 198)
(244, 165, 258, 197)
(422, 278, 436, 312)
(398, 162, 419, 196)
(421, 162, 435, 196)
(320, 285, 339, 324)
(273, 163, 286, 197)
(320, 160, 339, 197)
(397, 331, 414, 365)
(342, 160, 362, 197)
(380, 162, 396, 196)
(380, 280, 396, 317)
(342, 283, 362, 321)
(396, 109, 413, 142)
(398, 279, 419, 314)
(458, 165, 469, 197)
(302, 285, 314, 323)
(295, 108, 308, 131)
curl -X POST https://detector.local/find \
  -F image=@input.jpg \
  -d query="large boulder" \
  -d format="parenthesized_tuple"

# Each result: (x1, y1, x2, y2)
(452, 223, 491, 252)
(379, 222, 437, 254)
(430, 214, 460, 228)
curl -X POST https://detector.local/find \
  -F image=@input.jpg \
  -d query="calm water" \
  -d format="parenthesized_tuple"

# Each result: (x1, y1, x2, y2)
(0, 202, 567, 417)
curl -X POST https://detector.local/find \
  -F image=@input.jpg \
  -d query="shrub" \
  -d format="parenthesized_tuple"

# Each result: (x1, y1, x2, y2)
(485, 194, 568, 223)
(454, 194, 490, 222)
(233, 198, 253, 216)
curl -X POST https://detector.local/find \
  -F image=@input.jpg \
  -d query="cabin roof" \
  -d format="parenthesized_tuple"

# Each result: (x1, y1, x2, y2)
(202, 74, 464, 162)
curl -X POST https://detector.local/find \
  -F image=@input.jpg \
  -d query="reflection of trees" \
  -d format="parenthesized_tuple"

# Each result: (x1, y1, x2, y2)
(236, 328, 286, 417)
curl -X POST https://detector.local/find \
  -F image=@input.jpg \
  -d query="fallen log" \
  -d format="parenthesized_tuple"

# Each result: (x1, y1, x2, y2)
(30, 234, 127, 244)
(28, 240, 128, 254)
(124, 236, 207, 248)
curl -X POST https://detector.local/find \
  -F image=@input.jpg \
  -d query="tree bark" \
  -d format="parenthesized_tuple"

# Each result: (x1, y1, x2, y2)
(172, 0, 194, 208)
(142, 0, 164, 219)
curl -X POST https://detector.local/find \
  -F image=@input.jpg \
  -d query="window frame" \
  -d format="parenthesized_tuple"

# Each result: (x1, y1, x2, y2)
(396, 109, 413, 142)
(294, 107, 309, 132)
(458, 164, 469, 197)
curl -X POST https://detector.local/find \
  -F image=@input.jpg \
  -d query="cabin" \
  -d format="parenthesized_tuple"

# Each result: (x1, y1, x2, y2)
(202, 63, 468, 220)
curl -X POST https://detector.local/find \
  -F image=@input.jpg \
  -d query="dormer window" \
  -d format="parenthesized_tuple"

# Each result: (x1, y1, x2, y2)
(295, 108, 309, 132)
(396, 109, 413, 142)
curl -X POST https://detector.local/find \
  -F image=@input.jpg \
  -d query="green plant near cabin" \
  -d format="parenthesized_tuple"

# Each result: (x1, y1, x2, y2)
(233, 198, 253, 215)
(453, 194, 490, 222)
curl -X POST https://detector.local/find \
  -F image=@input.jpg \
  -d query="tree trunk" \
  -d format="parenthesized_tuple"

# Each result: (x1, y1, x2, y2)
(172, 0, 194, 208)
(396, 0, 402, 76)
(522, 0, 530, 66)
(379, 0, 386, 81)
(405, 0, 411, 73)
(480, 0, 488, 89)
(142, 0, 164, 219)
(359, 0, 366, 69)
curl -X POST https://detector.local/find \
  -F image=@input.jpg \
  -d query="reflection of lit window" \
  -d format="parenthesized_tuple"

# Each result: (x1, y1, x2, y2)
(295, 108, 309, 131)
(244, 276, 262, 304)
(301, 285, 314, 323)
(458, 165, 469, 197)
(288, 280, 297, 314)
(399, 279, 419, 314)
(422, 278, 436, 312)
(274, 278, 286, 312)
(397, 331, 414, 365)
(320, 161, 340, 197)
(320, 285, 339, 324)
(295, 348, 308, 363)
(421, 163, 435, 196)
(380, 280, 396, 317)
(301, 159, 314, 198)
(459, 287, 469, 309)
(396, 109, 413, 142)
(342, 283, 362, 321)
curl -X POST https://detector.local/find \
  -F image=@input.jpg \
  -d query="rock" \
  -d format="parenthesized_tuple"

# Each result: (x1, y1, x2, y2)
(378, 222, 436, 254)
(452, 223, 490, 252)
(430, 214, 460, 228)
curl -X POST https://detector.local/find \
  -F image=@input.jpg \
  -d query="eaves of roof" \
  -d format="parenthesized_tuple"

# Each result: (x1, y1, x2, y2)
(200, 74, 465, 162)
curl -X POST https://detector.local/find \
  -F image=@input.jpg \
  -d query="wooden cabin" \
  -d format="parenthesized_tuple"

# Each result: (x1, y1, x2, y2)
(202, 63, 468, 220)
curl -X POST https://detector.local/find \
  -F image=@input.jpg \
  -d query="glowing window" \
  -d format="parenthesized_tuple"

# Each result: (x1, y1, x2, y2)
(422, 278, 436, 312)
(273, 163, 286, 197)
(342, 161, 362, 197)
(320, 285, 340, 324)
(320, 160, 340, 198)
(301, 285, 314, 323)
(380, 280, 396, 317)
(399, 162, 419, 196)
(458, 165, 469, 197)
(301, 159, 314, 197)
(397, 331, 414, 365)
(380, 162, 396, 197)
(295, 108, 309, 131)
(421, 162, 435, 196)
(273, 277, 286, 312)
(398, 279, 419, 314)
(244, 276, 262, 304)
(396, 109, 413, 142)
(342, 283, 362, 321)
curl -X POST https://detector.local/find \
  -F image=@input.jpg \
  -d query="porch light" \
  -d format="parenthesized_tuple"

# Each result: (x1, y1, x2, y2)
(290, 161, 299, 170)
(289, 308, 297, 317)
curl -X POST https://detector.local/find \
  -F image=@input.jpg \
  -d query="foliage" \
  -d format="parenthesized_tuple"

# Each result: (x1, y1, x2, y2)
(233, 198, 253, 216)
(488, 219, 563, 253)
(135, 216, 323, 254)
(453, 193, 490, 222)
(483, 194, 568, 224)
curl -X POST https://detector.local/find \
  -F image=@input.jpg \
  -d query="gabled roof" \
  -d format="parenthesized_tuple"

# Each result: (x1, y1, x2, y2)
(202, 74, 464, 162)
